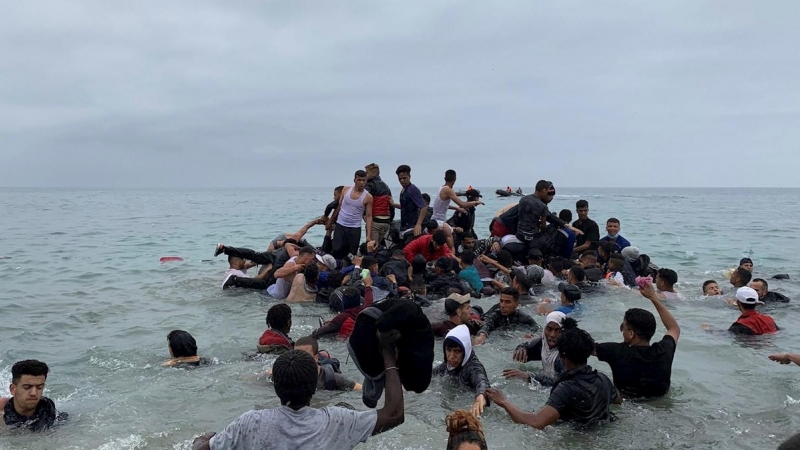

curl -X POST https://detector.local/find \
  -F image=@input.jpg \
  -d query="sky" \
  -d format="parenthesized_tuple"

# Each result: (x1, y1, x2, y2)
(1, 1, 799, 188)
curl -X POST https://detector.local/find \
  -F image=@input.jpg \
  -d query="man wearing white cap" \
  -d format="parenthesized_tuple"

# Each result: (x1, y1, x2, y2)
(728, 287, 779, 335)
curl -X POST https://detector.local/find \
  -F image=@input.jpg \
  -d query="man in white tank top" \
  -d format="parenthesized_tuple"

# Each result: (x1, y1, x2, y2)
(329, 170, 373, 259)
(431, 169, 484, 251)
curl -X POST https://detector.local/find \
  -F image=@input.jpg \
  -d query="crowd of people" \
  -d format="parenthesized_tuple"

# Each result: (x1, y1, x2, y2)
(2, 163, 796, 449)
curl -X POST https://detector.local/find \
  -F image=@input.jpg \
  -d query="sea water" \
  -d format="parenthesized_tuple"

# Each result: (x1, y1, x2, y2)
(0, 187, 798, 450)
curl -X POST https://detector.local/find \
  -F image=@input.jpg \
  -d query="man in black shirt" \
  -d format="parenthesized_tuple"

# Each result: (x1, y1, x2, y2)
(594, 282, 680, 398)
(572, 200, 600, 255)
(750, 278, 790, 304)
(1, 360, 67, 431)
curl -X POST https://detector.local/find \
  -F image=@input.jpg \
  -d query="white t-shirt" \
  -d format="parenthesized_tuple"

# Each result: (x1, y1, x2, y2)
(222, 268, 247, 288)
(210, 406, 378, 450)
(659, 289, 685, 300)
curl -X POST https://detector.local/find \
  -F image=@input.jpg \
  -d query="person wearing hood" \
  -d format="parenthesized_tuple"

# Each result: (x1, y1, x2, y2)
(622, 246, 654, 278)
(433, 325, 490, 417)
(486, 318, 621, 429)
(504, 311, 567, 386)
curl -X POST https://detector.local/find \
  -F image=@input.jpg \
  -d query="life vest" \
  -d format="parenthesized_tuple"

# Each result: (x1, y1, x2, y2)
(735, 311, 778, 335)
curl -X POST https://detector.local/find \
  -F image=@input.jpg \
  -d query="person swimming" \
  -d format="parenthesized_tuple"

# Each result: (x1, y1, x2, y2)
(0, 360, 68, 431)
(163, 330, 207, 367)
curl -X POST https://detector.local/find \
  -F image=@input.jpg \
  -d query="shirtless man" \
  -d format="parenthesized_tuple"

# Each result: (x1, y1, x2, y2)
(328, 170, 374, 259)
(267, 218, 323, 252)
(431, 169, 484, 251)
(267, 247, 316, 300)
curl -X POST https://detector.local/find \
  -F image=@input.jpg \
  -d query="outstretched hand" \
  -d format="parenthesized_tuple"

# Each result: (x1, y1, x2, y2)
(484, 388, 508, 408)
(769, 353, 791, 364)
(503, 368, 530, 381)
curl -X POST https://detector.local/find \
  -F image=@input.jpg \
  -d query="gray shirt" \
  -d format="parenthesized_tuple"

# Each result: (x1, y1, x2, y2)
(210, 406, 377, 450)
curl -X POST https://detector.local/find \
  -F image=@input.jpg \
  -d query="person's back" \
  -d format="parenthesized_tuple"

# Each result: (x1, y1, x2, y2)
(547, 366, 617, 426)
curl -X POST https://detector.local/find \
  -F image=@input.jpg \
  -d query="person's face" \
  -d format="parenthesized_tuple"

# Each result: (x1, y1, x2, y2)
(354, 176, 367, 190)
(560, 292, 570, 305)
(445, 345, 464, 367)
(655, 275, 665, 290)
(10, 375, 46, 411)
(577, 206, 589, 221)
(704, 282, 721, 296)
(295, 344, 317, 361)
(544, 322, 562, 348)
(741, 262, 753, 272)
(567, 272, 576, 285)
(606, 222, 620, 235)
(432, 241, 442, 251)
(458, 303, 471, 323)
(750, 281, 767, 299)
(462, 237, 475, 250)
(298, 253, 314, 266)
(499, 294, 519, 316)
(333, 189, 341, 201)
(620, 320, 635, 345)
(397, 172, 411, 188)
(545, 193, 555, 204)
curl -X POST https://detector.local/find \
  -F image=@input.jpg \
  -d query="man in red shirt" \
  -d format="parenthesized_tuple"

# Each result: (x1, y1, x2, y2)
(403, 230, 452, 263)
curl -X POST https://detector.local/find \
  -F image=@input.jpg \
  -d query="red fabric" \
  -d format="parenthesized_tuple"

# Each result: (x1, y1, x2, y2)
(258, 329, 292, 348)
(491, 220, 512, 237)
(339, 317, 356, 338)
(735, 310, 778, 335)
(372, 195, 391, 217)
(403, 234, 452, 262)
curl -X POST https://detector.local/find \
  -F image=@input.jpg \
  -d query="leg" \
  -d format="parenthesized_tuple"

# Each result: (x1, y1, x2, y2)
(371, 222, 390, 246)
(224, 246, 274, 266)
(226, 276, 269, 290)
(346, 226, 362, 256)
(331, 224, 349, 259)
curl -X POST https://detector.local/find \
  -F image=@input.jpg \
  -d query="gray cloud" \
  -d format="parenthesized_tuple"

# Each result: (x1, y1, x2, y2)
(1, 1, 799, 188)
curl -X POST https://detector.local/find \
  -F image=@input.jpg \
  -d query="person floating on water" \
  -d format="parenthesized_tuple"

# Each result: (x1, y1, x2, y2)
(0, 360, 68, 431)
(164, 330, 208, 367)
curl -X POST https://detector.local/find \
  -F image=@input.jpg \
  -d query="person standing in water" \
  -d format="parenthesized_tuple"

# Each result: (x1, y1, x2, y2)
(392, 165, 428, 239)
(329, 170, 373, 259)
(431, 170, 484, 251)
(1, 360, 67, 431)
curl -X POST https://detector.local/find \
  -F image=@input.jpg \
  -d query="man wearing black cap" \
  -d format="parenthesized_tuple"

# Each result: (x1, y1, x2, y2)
(739, 257, 753, 272)
(447, 189, 482, 244)
(431, 293, 482, 337)
(537, 283, 581, 316)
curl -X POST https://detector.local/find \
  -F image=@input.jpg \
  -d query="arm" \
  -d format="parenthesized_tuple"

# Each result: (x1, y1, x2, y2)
(445, 187, 482, 210)
(769, 353, 800, 366)
(285, 243, 300, 258)
(328, 189, 346, 227)
(639, 283, 680, 343)
(403, 238, 423, 262)
(364, 194, 373, 241)
(289, 219, 318, 241)
(414, 206, 428, 235)
(312, 313, 348, 338)
(373, 331, 405, 435)
(484, 389, 560, 429)
(274, 260, 303, 279)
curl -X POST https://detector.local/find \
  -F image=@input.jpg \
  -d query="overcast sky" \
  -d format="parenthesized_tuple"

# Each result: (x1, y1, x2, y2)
(1, 1, 798, 188)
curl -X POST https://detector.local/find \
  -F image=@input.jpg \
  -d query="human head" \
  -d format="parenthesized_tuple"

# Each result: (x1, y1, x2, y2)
(606, 218, 621, 237)
(465, 189, 482, 201)
(365, 163, 380, 179)
(608, 254, 625, 272)
(361, 255, 378, 273)
(558, 209, 572, 223)
(303, 263, 319, 285)
(333, 185, 344, 200)
(621, 246, 640, 263)
(567, 266, 586, 285)
(495, 249, 513, 269)
(354, 170, 368, 190)
(315, 253, 337, 271)
(621, 308, 656, 344)
(167, 330, 198, 358)
(511, 268, 533, 293)
(227, 255, 245, 270)
(730, 267, 752, 287)
(750, 278, 768, 300)
(267, 303, 293, 334)
(598, 241, 617, 260)
(436, 257, 453, 274)
(296, 247, 316, 265)
(739, 257, 753, 272)
(498, 287, 520, 316)
(395, 165, 412, 188)
(294, 336, 320, 361)
(272, 350, 318, 410)
(579, 251, 598, 268)
(576, 200, 589, 221)
(422, 193, 431, 206)
(391, 248, 405, 260)
(556, 317, 594, 368)
(534, 180, 553, 200)
(460, 251, 475, 268)
(544, 311, 566, 348)
(425, 219, 439, 234)
(558, 282, 581, 305)
(10, 360, 49, 412)
(431, 230, 447, 249)
(461, 235, 476, 251)
(445, 409, 487, 450)
(735, 286, 763, 311)
(702, 280, 721, 296)
(445, 293, 471, 323)
(410, 276, 426, 296)
(444, 169, 457, 185)
(527, 248, 543, 266)
(656, 268, 678, 291)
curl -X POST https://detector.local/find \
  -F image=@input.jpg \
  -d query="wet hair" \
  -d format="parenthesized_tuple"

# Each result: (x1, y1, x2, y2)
(272, 350, 318, 410)
(607, 218, 621, 225)
(167, 330, 198, 358)
(513, 270, 532, 290)
(354, 169, 367, 179)
(444, 169, 457, 183)
(11, 360, 49, 384)
(432, 230, 447, 246)
(559, 209, 573, 223)
(267, 303, 292, 331)
(495, 250, 513, 268)
(608, 254, 625, 270)
(422, 193, 431, 205)
(446, 409, 487, 450)
(535, 180, 551, 191)
(702, 279, 718, 292)
(395, 164, 411, 175)
(334, 186, 344, 193)
(500, 286, 520, 301)
(304, 263, 319, 284)
(598, 241, 617, 257)
(361, 256, 378, 271)
(656, 268, 678, 287)
(294, 336, 319, 355)
(412, 254, 427, 276)
(547, 256, 569, 273)
(736, 267, 752, 285)
(326, 270, 344, 288)
(298, 247, 315, 257)
(623, 308, 656, 341)
(569, 266, 587, 282)
(556, 317, 594, 366)
(778, 432, 800, 450)
(228, 255, 243, 265)
(410, 276, 426, 294)
(436, 257, 453, 272)
(752, 278, 768, 289)
(426, 220, 439, 232)
(576, 199, 588, 209)
(460, 250, 475, 265)
(444, 338, 464, 352)
(580, 251, 598, 263)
